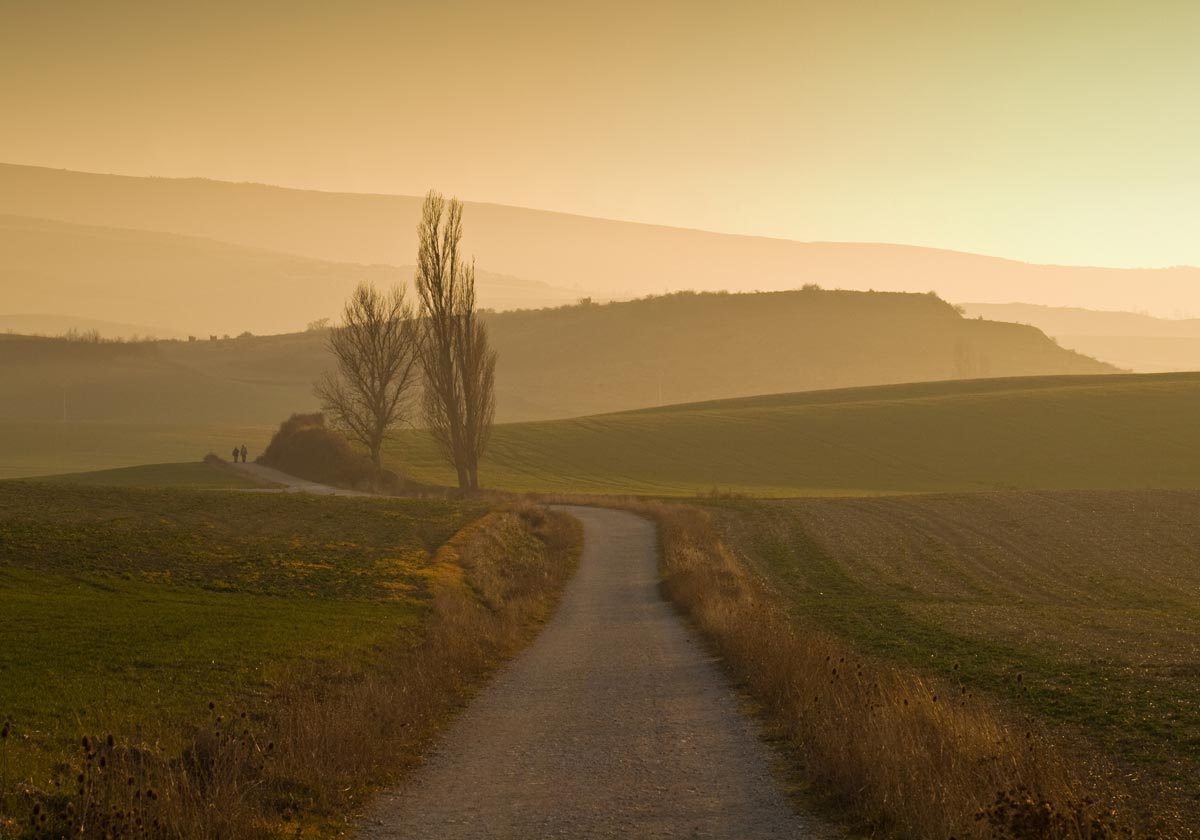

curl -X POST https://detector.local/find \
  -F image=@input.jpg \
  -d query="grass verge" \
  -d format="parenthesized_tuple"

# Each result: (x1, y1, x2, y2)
(717, 493, 1200, 812)
(632, 500, 1147, 839)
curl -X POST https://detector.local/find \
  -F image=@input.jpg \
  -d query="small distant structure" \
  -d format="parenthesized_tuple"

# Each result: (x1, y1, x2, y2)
(187, 335, 197, 342)
(209, 335, 218, 341)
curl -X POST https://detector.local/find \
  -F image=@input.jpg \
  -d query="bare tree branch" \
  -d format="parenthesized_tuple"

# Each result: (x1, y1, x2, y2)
(314, 282, 419, 469)
(414, 191, 498, 491)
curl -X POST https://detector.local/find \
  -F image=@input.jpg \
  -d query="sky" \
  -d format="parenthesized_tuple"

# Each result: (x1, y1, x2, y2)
(2, 0, 1198, 268)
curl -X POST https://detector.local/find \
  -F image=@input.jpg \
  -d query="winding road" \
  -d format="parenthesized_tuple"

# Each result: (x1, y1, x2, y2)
(359, 506, 824, 839)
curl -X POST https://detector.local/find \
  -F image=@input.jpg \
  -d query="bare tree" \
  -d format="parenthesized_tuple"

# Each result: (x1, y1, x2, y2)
(314, 282, 420, 469)
(455, 264, 498, 490)
(415, 190, 498, 491)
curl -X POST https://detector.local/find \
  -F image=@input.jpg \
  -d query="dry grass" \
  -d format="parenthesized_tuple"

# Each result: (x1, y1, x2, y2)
(726, 493, 1200, 834)
(638, 501, 1141, 840)
(8, 503, 580, 840)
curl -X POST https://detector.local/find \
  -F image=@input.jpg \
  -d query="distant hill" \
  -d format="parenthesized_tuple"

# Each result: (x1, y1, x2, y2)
(2, 163, 1199, 316)
(0, 215, 582, 336)
(0, 289, 1113, 433)
(483, 289, 1113, 419)
(960, 302, 1200, 373)
(960, 303, 1200, 338)
(389, 372, 1200, 496)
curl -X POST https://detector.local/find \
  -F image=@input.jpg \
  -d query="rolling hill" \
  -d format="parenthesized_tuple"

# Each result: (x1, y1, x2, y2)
(3, 163, 1200, 317)
(960, 302, 1200, 373)
(0, 289, 1112, 434)
(27, 372, 1200, 496)
(389, 372, 1200, 496)
(0, 214, 581, 336)
(479, 289, 1112, 419)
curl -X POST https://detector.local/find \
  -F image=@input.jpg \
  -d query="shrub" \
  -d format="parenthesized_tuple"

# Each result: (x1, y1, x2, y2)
(258, 413, 398, 492)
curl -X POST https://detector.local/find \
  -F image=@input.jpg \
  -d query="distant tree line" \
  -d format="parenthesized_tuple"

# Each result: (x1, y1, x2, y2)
(42, 328, 159, 344)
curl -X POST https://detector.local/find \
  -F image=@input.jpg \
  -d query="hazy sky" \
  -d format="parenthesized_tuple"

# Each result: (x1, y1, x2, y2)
(3, 1, 1198, 267)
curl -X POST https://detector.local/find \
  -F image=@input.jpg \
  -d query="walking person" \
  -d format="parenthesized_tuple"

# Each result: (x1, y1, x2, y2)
(232, 445, 240, 464)
(240, 444, 248, 464)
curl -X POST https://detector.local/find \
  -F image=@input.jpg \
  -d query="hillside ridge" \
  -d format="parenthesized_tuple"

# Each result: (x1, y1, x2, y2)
(0, 288, 1113, 428)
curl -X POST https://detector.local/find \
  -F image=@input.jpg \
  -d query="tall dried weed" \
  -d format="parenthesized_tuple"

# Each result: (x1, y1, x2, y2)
(645, 502, 1141, 840)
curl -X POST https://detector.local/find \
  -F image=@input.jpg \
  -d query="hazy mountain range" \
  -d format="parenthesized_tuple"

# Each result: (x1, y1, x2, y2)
(2, 163, 1199, 326)
(960, 303, 1200, 373)
(0, 214, 581, 336)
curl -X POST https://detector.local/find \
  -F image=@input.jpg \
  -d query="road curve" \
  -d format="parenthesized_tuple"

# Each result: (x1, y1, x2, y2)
(358, 506, 825, 839)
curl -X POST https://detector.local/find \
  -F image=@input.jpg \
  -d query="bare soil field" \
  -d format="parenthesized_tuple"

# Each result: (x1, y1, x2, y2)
(718, 490, 1200, 831)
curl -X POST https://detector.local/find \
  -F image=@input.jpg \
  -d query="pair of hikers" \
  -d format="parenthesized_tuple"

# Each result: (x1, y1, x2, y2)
(231, 444, 249, 464)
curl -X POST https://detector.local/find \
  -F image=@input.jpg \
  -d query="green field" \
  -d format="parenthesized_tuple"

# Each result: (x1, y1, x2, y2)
(718, 491, 1200, 822)
(37, 460, 264, 488)
(0, 420, 274, 480)
(19, 371, 1200, 497)
(0, 482, 484, 783)
(388, 371, 1200, 496)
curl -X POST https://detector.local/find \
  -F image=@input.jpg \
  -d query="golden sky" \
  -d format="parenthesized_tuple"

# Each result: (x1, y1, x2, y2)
(2, 0, 1198, 267)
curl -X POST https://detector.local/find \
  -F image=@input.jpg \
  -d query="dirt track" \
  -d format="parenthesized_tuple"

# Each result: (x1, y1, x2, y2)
(358, 506, 822, 839)
(229, 461, 371, 495)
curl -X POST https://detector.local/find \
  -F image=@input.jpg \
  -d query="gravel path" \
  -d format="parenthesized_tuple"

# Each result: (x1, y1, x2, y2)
(359, 506, 825, 839)
(228, 462, 371, 495)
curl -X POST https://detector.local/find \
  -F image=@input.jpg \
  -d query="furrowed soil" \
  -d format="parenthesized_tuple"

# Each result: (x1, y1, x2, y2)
(717, 490, 1200, 831)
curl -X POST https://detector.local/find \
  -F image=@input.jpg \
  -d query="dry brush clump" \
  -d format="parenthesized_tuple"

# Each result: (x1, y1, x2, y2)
(263, 502, 579, 818)
(642, 502, 1138, 840)
(258, 412, 403, 493)
(5, 504, 580, 840)
(16, 712, 273, 840)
